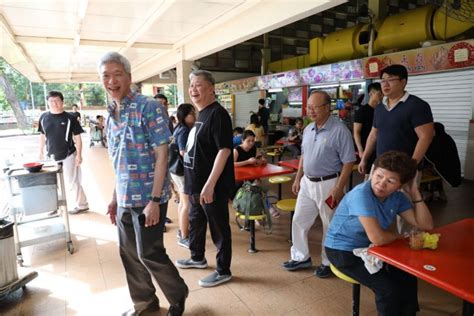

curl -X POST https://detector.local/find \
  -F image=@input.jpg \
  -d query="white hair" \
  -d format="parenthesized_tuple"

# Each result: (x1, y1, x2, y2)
(97, 51, 131, 74)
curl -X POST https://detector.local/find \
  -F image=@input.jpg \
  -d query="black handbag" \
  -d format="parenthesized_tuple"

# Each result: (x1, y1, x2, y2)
(169, 141, 184, 176)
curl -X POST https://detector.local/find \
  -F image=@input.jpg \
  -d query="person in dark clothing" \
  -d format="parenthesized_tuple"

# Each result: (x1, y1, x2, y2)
(176, 70, 234, 288)
(353, 83, 382, 177)
(70, 104, 81, 124)
(257, 98, 270, 134)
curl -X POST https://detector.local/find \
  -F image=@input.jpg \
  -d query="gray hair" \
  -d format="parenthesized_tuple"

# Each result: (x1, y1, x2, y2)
(310, 89, 332, 105)
(97, 51, 131, 75)
(189, 70, 215, 85)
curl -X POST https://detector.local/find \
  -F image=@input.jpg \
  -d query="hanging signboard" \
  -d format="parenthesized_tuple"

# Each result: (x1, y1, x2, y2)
(363, 40, 474, 78)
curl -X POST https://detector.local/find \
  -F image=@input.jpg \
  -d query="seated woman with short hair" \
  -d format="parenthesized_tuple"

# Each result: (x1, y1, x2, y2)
(324, 151, 434, 316)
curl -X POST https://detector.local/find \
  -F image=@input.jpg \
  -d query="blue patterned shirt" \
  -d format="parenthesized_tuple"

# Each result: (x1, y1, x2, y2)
(106, 92, 171, 208)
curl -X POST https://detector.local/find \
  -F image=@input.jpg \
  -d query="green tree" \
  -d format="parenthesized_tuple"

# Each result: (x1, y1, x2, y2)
(164, 85, 177, 108)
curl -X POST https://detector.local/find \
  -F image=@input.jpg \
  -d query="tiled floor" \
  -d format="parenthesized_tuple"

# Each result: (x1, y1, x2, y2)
(0, 134, 471, 315)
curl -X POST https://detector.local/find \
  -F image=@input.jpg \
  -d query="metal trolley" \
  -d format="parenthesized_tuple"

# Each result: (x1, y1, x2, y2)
(5, 163, 74, 266)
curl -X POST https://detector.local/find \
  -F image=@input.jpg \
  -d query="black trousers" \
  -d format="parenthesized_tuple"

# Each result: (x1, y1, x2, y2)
(326, 247, 419, 316)
(189, 194, 232, 275)
(117, 203, 188, 312)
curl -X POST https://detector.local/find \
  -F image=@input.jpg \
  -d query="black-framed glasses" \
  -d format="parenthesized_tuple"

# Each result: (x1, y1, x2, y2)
(380, 78, 401, 85)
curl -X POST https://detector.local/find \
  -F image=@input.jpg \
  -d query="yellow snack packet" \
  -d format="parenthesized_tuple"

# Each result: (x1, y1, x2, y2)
(422, 232, 441, 249)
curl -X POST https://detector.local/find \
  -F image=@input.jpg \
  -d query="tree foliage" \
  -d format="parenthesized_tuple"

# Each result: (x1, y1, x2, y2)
(0, 58, 106, 112)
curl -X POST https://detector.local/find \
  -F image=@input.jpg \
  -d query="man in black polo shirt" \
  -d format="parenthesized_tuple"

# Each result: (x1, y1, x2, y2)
(358, 64, 434, 231)
(353, 82, 382, 178)
(175, 70, 234, 288)
(38, 91, 89, 214)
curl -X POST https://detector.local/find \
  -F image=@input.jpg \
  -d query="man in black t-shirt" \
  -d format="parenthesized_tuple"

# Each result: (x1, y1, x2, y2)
(176, 70, 234, 288)
(38, 91, 89, 214)
(353, 83, 382, 176)
(257, 98, 270, 134)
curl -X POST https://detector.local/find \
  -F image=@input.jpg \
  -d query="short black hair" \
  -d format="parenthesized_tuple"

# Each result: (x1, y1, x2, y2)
(176, 103, 194, 125)
(295, 117, 304, 125)
(258, 98, 265, 105)
(373, 151, 417, 184)
(48, 91, 64, 101)
(368, 82, 381, 92)
(233, 127, 243, 134)
(242, 129, 256, 140)
(380, 64, 408, 81)
(154, 93, 167, 102)
(250, 113, 261, 127)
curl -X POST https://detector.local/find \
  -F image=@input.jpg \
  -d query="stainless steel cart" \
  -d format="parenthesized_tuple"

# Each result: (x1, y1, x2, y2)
(5, 163, 74, 266)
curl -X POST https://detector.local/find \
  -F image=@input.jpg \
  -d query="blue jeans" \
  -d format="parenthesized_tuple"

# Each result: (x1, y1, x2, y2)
(326, 247, 419, 316)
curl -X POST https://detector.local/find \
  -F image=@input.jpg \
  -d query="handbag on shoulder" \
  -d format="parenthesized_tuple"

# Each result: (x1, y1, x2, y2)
(168, 141, 184, 176)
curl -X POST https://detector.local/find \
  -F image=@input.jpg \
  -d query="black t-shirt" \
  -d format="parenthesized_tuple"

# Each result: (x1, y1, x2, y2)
(374, 94, 433, 157)
(183, 102, 235, 196)
(235, 145, 256, 162)
(258, 107, 270, 126)
(353, 104, 374, 148)
(38, 111, 84, 161)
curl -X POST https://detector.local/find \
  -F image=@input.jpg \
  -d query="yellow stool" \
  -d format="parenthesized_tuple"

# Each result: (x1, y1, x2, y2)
(266, 150, 281, 163)
(330, 264, 360, 316)
(275, 198, 296, 242)
(236, 212, 266, 253)
(269, 175, 292, 200)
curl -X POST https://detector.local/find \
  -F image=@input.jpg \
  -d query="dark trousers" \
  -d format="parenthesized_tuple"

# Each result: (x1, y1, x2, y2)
(326, 247, 419, 316)
(117, 203, 188, 312)
(189, 194, 232, 275)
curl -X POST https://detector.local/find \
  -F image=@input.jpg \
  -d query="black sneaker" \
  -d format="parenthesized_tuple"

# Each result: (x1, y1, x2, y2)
(167, 290, 188, 316)
(122, 301, 160, 316)
(314, 264, 333, 278)
(282, 257, 312, 271)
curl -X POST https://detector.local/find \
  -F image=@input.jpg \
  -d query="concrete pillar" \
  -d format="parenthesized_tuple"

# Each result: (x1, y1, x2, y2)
(261, 33, 271, 75)
(176, 59, 193, 105)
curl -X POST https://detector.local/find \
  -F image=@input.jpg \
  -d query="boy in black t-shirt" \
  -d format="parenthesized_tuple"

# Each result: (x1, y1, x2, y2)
(176, 70, 234, 288)
(38, 91, 89, 214)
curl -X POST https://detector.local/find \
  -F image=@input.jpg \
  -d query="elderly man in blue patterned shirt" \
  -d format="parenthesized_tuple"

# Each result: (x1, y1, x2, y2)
(99, 52, 188, 316)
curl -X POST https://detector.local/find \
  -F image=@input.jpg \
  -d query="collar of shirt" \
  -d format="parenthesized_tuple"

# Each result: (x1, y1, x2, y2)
(382, 91, 410, 111)
(107, 91, 136, 116)
(311, 115, 335, 133)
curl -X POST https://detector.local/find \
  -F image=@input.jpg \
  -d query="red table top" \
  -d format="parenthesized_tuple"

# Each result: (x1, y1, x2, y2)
(278, 159, 300, 170)
(369, 218, 474, 303)
(275, 139, 295, 145)
(234, 163, 294, 182)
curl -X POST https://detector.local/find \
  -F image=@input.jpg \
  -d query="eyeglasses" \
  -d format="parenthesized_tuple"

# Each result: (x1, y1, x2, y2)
(380, 78, 401, 85)
(307, 103, 329, 109)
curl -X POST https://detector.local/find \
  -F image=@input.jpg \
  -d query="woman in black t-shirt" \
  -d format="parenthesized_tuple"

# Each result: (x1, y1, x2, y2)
(233, 130, 266, 167)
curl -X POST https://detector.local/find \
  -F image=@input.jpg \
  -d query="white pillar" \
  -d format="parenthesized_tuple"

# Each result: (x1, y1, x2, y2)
(176, 59, 193, 105)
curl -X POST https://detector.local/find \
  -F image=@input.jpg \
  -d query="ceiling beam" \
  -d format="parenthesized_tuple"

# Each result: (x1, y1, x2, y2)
(120, 0, 176, 53)
(15, 36, 173, 50)
(0, 14, 43, 82)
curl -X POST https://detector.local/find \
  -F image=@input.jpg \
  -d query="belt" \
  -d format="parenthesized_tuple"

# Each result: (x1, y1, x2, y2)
(307, 173, 339, 182)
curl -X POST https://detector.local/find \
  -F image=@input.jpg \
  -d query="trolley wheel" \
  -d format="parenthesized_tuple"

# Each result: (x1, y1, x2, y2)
(67, 241, 75, 254)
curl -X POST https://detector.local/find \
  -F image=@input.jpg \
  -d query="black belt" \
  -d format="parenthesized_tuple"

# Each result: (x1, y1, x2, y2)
(307, 173, 339, 182)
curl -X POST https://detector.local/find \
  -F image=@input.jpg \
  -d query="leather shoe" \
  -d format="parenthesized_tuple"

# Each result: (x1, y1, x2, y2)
(167, 290, 188, 316)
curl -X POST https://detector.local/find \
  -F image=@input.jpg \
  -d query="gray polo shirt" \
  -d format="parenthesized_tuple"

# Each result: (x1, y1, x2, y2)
(302, 116, 356, 177)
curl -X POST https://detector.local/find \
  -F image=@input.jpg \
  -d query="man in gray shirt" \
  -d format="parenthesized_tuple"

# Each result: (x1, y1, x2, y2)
(282, 90, 356, 278)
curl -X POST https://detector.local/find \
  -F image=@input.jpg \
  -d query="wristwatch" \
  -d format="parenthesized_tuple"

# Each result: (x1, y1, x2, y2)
(151, 196, 161, 203)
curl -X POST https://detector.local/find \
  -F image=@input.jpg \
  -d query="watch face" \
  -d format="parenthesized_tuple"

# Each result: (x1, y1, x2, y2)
(151, 196, 160, 202)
